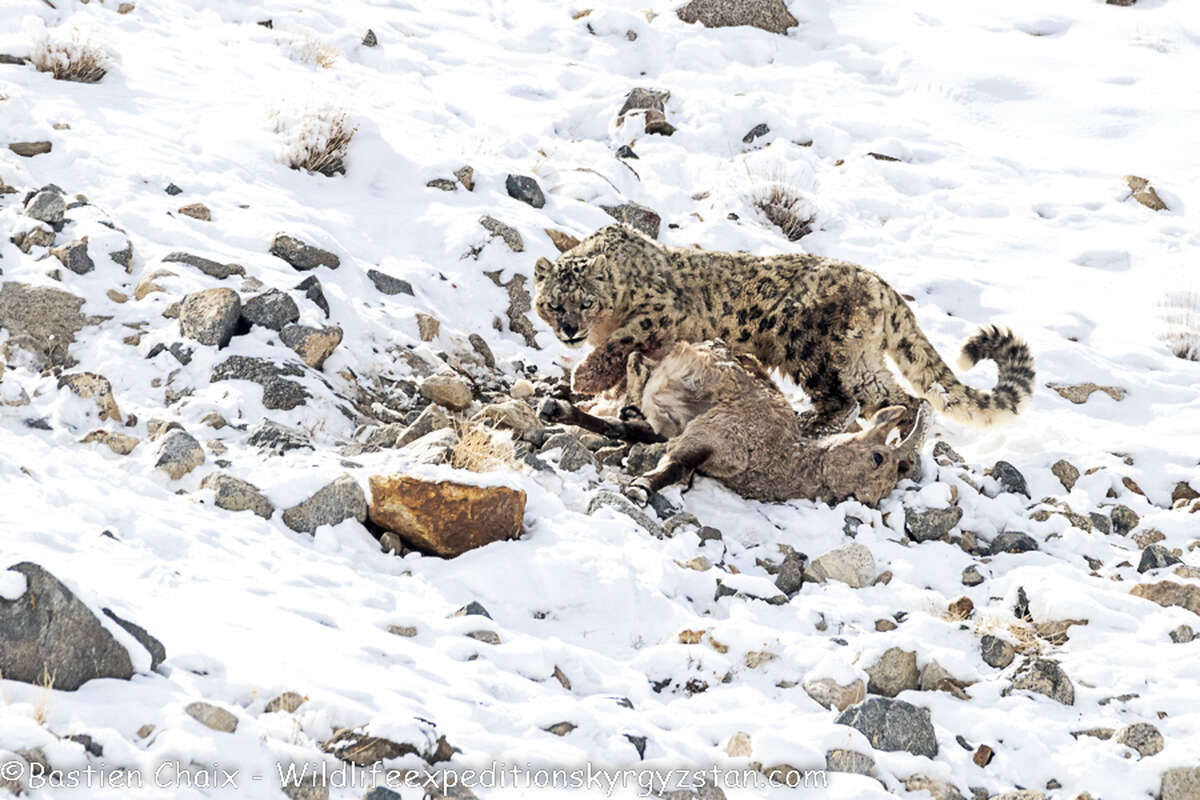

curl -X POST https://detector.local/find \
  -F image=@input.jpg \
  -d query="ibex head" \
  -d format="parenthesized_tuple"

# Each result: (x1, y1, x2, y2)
(816, 403, 930, 506)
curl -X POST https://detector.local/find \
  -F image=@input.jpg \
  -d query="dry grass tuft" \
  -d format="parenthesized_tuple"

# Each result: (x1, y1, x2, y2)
(34, 665, 55, 725)
(1158, 288, 1200, 361)
(287, 34, 340, 69)
(31, 26, 111, 83)
(449, 420, 519, 473)
(272, 106, 357, 177)
(751, 182, 815, 241)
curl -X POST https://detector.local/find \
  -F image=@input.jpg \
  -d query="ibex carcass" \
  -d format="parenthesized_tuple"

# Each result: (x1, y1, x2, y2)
(539, 340, 929, 506)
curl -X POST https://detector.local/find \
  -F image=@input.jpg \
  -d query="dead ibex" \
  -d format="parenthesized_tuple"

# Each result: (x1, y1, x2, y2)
(539, 340, 928, 506)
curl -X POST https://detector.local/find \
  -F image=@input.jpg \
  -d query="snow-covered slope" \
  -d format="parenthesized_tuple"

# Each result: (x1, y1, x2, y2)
(2, 1, 1199, 798)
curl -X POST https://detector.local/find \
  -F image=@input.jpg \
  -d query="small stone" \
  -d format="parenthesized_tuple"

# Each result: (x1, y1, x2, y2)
(81, 430, 139, 455)
(825, 749, 874, 775)
(1051, 459, 1080, 491)
(586, 490, 662, 537)
(1134, 528, 1166, 549)
(420, 373, 473, 411)
(51, 239, 95, 275)
(367, 268, 413, 296)
(1114, 722, 1163, 757)
(921, 661, 970, 700)
(165, 183, 183, 195)
(185, 702, 238, 733)
(743, 123, 770, 144)
(201, 473, 274, 519)
(388, 625, 418, 637)
(163, 252, 245, 279)
(989, 532, 1039, 555)
(361, 29, 377, 46)
(835, 697, 937, 758)
(1048, 382, 1126, 404)
(932, 440, 964, 466)
(280, 324, 342, 369)
(9, 141, 52, 157)
(973, 744, 994, 767)
(505, 174, 545, 208)
(179, 288, 241, 347)
(902, 775, 966, 800)
(948, 596, 974, 619)
(1110, 504, 1139, 535)
(906, 506, 963, 542)
(264, 691, 307, 714)
(426, 178, 457, 191)
(270, 234, 340, 271)
(980, 635, 1015, 669)
(1130, 581, 1200, 616)
(452, 601, 492, 619)
(416, 313, 440, 341)
(616, 144, 638, 159)
(467, 630, 501, 645)
(321, 727, 424, 766)
(241, 289, 300, 331)
(803, 678, 866, 712)
(989, 461, 1030, 497)
(544, 721, 576, 736)
(600, 202, 661, 239)
(541, 432, 595, 472)
(11, 225, 55, 253)
(282, 475, 367, 534)
(866, 647, 919, 698)
(774, 551, 807, 595)
(109, 243, 133, 271)
(118, 2, 134, 12)
(806, 542, 876, 588)
(1138, 544, 1182, 573)
(1090, 512, 1112, 535)
(483, 268, 538, 347)
(368, 476, 525, 557)
(479, 215, 524, 252)
(178, 203, 211, 221)
(1007, 658, 1074, 705)
(1172, 482, 1200, 506)
(155, 430, 205, 480)
(725, 731, 752, 757)
(962, 566, 985, 586)
(1169, 624, 1195, 643)
(24, 188, 66, 224)
(454, 165, 475, 190)
(1124, 175, 1167, 211)
(875, 619, 897, 632)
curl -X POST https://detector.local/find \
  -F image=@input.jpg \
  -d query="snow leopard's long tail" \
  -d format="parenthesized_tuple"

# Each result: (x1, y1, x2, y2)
(887, 302, 1035, 427)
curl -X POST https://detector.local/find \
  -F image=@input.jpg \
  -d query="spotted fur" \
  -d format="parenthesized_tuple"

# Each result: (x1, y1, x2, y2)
(534, 224, 1035, 430)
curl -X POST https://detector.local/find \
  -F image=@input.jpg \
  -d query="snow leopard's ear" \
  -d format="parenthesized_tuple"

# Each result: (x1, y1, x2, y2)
(534, 257, 554, 281)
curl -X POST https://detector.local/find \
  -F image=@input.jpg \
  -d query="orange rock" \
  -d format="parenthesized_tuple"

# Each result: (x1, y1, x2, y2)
(368, 475, 525, 557)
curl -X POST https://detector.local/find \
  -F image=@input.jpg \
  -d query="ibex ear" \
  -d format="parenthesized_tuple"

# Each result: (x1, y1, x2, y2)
(534, 257, 554, 281)
(867, 405, 907, 442)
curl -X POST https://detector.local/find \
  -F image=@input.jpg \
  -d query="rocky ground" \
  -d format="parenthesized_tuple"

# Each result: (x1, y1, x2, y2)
(3, 1, 1200, 799)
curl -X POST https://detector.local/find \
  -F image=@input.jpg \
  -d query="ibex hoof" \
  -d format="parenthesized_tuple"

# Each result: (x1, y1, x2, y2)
(619, 405, 645, 421)
(624, 481, 651, 507)
(538, 397, 569, 423)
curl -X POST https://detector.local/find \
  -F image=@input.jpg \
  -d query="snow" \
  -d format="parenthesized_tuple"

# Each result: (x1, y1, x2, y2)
(2, 0, 1200, 798)
(0, 568, 27, 601)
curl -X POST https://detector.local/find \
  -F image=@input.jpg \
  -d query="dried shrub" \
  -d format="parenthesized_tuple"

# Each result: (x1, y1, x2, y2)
(1159, 288, 1200, 361)
(449, 420, 518, 473)
(751, 182, 815, 241)
(271, 105, 357, 177)
(31, 26, 111, 83)
(287, 34, 340, 69)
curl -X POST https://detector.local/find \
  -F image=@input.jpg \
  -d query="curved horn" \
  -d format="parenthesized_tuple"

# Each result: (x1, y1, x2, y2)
(896, 402, 932, 452)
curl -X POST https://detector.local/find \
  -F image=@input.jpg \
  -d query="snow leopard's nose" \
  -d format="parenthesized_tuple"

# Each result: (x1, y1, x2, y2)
(560, 320, 578, 338)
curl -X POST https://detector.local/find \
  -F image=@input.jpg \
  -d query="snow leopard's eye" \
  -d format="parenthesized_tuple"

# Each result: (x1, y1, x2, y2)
(550, 304, 565, 313)
(580, 298, 595, 309)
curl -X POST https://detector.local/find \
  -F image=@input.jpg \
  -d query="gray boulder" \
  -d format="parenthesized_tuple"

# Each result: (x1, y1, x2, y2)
(906, 506, 963, 542)
(1161, 767, 1200, 800)
(600, 203, 661, 239)
(201, 473, 274, 518)
(155, 430, 205, 480)
(980, 635, 1015, 669)
(866, 647, 920, 697)
(989, 532, 1038, 555)
(248, 419, 313, 454)
(241, 289, 300, 331)
(676, 0, 799, 34)
(990, 461, 1029, 497)
(24, 187, 66, 224)
(211, 356, 310, 410)
(179, 288, 241, 347)
(0, 563, 135, 690)
(366, 269, 413, 296)
(51, 239, 94, 275)
(101, 608, 166, 671)
(1006, 658, 1074, 705)
(282, 475, 367, 534)
(1138, 544, 1182, 573)
(505, 174, 545, 208)
(835, 697, 938, 758)
(163, 252, 245, 280)
(0, 282, 93, 368)
(270, 234, 340, 271)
